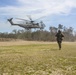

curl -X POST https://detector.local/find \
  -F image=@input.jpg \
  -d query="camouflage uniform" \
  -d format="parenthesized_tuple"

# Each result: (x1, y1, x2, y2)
(55, 30, 64, 50)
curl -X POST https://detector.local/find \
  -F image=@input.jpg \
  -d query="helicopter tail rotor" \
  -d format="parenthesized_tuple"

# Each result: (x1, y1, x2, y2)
(7, 18, 14, 25)
(7, 18, 13, 22)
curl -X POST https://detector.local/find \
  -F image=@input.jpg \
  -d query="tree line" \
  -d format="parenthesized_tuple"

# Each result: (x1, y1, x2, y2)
(0, 24, 76, 41)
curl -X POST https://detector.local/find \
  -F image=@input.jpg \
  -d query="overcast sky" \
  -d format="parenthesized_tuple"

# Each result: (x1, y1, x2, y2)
(0, 0, 76, 32)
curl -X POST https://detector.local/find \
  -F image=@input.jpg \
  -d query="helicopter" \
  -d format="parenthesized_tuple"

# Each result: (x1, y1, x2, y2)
(7, 16, 45, 30)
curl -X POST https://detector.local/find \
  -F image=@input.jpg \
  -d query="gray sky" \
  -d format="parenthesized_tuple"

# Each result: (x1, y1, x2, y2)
(0, 0, 76, 32)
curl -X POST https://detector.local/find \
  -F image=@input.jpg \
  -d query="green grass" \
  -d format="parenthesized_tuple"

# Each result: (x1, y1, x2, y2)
(0, 42, 76, 75)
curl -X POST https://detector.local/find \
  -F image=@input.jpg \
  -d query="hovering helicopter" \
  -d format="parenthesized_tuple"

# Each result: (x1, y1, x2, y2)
(7, 16, 45, 30)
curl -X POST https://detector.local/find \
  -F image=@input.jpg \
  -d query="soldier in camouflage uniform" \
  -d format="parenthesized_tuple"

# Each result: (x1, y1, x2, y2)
(55, 30, 64, 50)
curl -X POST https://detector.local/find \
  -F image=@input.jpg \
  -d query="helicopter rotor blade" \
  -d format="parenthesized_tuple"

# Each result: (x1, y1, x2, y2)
(16, 18, 29, 21)
(29, 17, 32, 21)
(27, 15, 33, 21)
(40, 21, 46, 29)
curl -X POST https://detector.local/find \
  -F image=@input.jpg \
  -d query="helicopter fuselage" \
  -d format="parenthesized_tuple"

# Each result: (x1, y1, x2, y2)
(8, 18, 43, 29)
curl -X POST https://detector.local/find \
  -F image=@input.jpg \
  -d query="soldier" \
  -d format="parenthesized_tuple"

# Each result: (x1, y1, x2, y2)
(55, 30, 64, 50)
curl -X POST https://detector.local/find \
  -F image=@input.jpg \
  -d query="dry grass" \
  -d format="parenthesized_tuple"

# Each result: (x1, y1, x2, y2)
(0, 40, 55, 46)
(0, 41, 76, 75)
(0, 40, 75, 46)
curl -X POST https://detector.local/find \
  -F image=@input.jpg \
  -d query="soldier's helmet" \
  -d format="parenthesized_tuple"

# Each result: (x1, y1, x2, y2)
(58, 30, 61, 33)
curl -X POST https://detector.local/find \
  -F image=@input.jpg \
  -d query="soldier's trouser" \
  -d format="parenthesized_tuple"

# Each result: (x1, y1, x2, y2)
(57, 41, 62, 49)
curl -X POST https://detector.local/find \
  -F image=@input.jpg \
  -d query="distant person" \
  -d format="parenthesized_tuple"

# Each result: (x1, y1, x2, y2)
(55, 30, 64, 50)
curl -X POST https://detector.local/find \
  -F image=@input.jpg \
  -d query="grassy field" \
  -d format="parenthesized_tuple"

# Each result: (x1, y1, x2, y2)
(0, 41, 76, 75)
